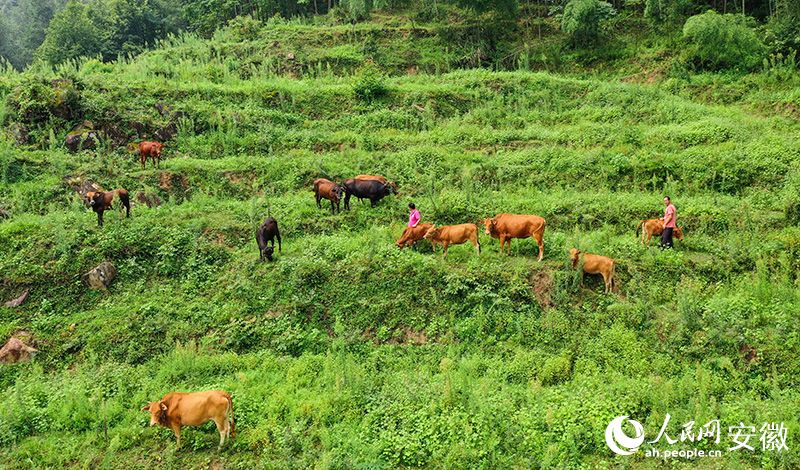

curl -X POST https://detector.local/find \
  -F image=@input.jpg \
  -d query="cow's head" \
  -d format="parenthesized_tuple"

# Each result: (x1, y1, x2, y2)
(389, 182, 398, 195)
(332, 185, 344, 202)
(152, 143, 163, 156)
(675, 227, 684, 241)
(482, 218, 495, 236)
(569, 249, 581, 270)
(263, 245, 274, 261)
(424, 225, 439, 240)
(141, 401, 168, 427)
(84, 191, 102, 207)
(381, 182, 392, 196)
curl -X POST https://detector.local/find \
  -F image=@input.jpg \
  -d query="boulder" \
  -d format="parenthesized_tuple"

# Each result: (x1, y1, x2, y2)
(81, 261, 117, 290)
(4, 290, 29, 307)
(0, 337, 38, 365)
(134, 191, 162, 208)
(65, 132, 98, 153)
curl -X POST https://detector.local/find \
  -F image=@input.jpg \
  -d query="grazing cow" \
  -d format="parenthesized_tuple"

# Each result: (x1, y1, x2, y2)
(142, 390, 235, 450)
(482, 213, 546, 261)
(636, 219, 684, 248)
(314, 178, 344, 214)
(139, 141, 164, 170)
(569, 248, 616, 294)
(84, 189, 130, 227)
(0, 338, 38, 365)
(355, 175, 398, 194)
(256, 217, 281, 262)
(423, 224, 481, 260)
(395, 223, 434, 250)
(341, 179, 392, 210)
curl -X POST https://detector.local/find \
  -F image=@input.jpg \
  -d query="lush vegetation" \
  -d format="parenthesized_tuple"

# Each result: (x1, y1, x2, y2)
(1, 8, 800, 470)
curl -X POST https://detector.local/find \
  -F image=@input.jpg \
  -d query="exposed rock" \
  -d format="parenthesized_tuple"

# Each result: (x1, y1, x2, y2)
(154, 102, 173, 117)
(51, 79, 76, 120)
(9, 123, 29, 145)
(65, 177, 104, 196)
(134, 191, 162, 208)
(65, 132, 98, 153)
(0, 337, 38, 365)
(4, 290, 29, 307)
(287, 53, 296, 60)
(99, 122, 130, 149)
(81, 261, 117, 290)
(130, 122, 145, 137)
(154, 122, 178, 142)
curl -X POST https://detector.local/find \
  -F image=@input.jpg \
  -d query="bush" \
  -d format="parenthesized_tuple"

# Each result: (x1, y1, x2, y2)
(682, 11, 765, 71)
(351, 59, 386, 101)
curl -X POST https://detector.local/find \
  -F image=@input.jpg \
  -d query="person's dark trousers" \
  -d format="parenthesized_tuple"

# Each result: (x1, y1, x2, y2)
(661, 227, 674, 249)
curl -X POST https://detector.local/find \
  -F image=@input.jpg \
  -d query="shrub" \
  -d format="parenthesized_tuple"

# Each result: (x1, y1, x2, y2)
(682, 11, 765, 71)
(351, 59, 386, 101)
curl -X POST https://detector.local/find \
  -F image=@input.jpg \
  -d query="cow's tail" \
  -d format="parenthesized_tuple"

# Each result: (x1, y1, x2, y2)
(635, 220, 643, 237)
(611, 261, 617, 294)
(226, 393, 236, 439)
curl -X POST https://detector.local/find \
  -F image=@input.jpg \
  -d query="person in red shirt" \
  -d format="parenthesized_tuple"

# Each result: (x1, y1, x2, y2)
(661, 196, 676, 249)
(408, 203, 421, 251)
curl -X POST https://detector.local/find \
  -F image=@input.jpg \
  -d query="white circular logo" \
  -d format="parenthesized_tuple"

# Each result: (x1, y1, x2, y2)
(605, 416, 645, 455)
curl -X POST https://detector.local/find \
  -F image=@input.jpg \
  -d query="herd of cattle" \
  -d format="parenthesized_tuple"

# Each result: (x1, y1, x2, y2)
(68, 154, 688, 450)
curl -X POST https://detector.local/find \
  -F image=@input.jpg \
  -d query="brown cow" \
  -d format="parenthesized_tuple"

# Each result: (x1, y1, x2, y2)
(635, 219, 684, 248)
(569, 248, 616, 294)
(314, 178, 345, 214)
(84, 189, 130, 227)
(395, 223, 434, 250)
(139, 141, 164, 170)
(423, 224, 481, 260)
(142, 390, 235, 450)
(482, 213, 546, 261)
(355, 175, 398, 194)
(0, 337, 38, 365)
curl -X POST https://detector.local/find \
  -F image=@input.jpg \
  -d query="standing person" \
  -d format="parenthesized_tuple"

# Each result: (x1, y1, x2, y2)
(661, 196, 676, 249)
(408, 203, 421, 252)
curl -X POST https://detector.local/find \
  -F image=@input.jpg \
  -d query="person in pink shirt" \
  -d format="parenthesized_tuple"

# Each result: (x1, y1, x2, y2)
(661, 196, 676, 249)
(408, 203, 421, 251)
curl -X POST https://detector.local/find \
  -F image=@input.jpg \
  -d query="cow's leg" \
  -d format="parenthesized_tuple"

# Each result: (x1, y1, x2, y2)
(276, 233, 282, 252)
(316, 194, 322, 209)
(645, 233, 652, 248)
(171, 424, 182, 449)
(473, 236, 481, 255)
(441, 242, 449, 259)
(97, 210, 104, 227)
(603, 273, 611, 294)
(535, 233, 544, 261)
(140, 152, 145, 170)
(215, 418, 228, 449)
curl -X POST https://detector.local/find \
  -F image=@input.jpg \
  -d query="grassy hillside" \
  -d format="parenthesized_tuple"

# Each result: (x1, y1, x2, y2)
(1, 17, 800, 470)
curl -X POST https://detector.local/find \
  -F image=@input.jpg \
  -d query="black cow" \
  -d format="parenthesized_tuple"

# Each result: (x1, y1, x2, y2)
(84, 189, 130, 227)
(341, 179, 392, 210)
(256, 217, 281, 262)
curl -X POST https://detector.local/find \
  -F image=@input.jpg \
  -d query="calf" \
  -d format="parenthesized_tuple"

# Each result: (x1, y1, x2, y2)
(142, 390, 235, 450)
(256, 217, 281, 262)
(635, 219, 684, 248)
(314, 178, 344, 215)
(395, 223, 434, 250)
(139, 141, 164, 170)
(423, 224, 481, 260)
(569, 248, 616, 294)
(84, 189, 130, 227)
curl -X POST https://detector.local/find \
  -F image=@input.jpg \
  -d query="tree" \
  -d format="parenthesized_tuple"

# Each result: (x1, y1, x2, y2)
(561, 0, 617, 46)
(34, 1, 103, 65)
(683, 10, 765, 70)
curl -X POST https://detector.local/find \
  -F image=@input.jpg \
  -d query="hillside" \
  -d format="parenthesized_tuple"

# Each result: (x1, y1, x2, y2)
(1, 16, 800, 470)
